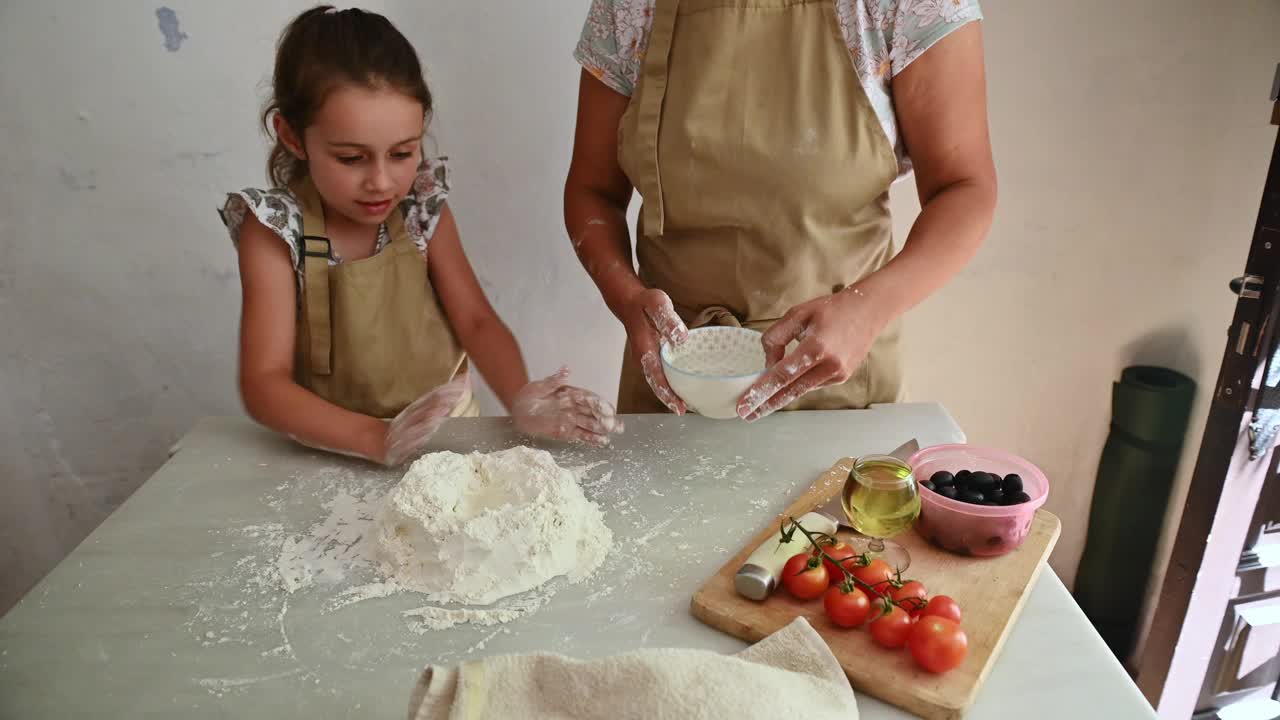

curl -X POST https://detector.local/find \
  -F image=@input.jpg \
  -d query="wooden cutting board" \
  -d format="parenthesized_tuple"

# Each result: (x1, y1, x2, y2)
(691, 457, 1061, 720)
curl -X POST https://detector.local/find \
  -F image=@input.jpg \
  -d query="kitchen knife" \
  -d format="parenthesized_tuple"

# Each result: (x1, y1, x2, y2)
(733, 438, 920, 601)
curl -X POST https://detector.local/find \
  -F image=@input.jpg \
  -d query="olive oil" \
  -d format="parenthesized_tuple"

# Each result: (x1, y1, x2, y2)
(842, 455, 920, 539)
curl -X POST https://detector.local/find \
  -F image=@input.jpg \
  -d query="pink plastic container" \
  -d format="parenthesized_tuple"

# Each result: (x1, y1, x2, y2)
(907, 444, 1049, 557)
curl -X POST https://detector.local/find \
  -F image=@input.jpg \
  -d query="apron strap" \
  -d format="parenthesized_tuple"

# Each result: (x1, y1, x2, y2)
(383, 203, 415, 251)
(632, 0, 681, 237)
(296, 179, 334, 376)
(687, 305, 781, 332)
(689, 305, 742, 329)
(382, 201, 471, 385)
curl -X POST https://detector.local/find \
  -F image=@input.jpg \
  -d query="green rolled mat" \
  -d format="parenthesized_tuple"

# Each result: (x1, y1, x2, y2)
(1073, 365, 1197, 661)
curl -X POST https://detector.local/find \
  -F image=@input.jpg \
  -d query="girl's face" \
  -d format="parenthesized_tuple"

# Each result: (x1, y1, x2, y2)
(282, 83, 424, 228)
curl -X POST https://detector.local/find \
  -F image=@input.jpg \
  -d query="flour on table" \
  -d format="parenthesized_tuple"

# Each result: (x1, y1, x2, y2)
(276, 486, 380, 593)
(192, 430, 773, 664)
(375, 446, 613, 606)
(401, 589, 551, 632)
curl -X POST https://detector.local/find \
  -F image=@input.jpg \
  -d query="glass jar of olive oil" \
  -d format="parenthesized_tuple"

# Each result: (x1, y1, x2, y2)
(842, 454, 920, 570)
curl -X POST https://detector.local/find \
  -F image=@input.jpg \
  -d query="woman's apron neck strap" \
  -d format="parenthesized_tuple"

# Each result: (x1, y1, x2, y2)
(632, 0, 682, 237)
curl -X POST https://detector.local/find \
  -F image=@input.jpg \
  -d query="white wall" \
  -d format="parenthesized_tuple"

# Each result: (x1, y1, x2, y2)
(0, 4, 1276, 688)
(1, 1, 272, 613)
(392, 1, 627, 413)
(895, 2, 1278, 670)
(0, 0, 618, 615)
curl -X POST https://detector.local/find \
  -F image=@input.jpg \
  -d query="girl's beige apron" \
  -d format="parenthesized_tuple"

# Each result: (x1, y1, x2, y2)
(292, 178, 478, 420)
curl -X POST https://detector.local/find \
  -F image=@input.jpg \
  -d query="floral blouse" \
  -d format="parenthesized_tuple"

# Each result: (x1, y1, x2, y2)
(574, 0, 983, 177)
(219, 157, 452, 290)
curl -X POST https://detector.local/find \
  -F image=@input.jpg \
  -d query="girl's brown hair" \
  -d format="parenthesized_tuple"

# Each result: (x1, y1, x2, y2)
(263, 6, 432, 188)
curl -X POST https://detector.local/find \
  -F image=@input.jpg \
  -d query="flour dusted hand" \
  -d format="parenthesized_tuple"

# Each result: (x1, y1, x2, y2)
(383, 373, 469, 466)
(737, 288, 883, 421)
(512, 368, 623, 447)
(619, 288, 689, 415)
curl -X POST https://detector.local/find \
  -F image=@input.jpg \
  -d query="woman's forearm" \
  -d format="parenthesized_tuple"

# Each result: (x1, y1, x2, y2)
(860, 22, 996, 328)
(565, 70, 646, 320)
(565, 185, 646, 319)
(853, 178, 996, 326)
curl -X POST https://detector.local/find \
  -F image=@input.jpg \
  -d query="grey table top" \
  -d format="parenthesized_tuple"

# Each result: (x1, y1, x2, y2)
(0, 405, 1154, 719)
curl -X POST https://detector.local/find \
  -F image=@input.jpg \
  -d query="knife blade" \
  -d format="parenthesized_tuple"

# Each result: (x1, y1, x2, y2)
(732, 437, 920, 601)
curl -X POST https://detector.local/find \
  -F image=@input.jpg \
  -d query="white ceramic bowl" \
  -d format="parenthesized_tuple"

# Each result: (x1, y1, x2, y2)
(660, 327, 766, 419)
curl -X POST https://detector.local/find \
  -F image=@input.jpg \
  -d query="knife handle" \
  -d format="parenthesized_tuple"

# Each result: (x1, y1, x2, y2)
(733, 511, 839, 601)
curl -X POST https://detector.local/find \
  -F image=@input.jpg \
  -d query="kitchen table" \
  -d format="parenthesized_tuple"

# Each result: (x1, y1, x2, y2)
(0, 406, 1154, 719)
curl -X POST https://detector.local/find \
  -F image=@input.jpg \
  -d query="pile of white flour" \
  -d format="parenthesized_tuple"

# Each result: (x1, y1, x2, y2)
(374, 446, 613, 606)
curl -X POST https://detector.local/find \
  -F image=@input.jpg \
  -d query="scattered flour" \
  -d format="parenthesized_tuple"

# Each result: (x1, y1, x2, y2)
(566, 459, 609, 479)
(374, 446, 614, 606)
(197, 668, 304, 692)
(276, 487, 381, 593)
(190, 431, 774, 664)
(224, 448, 616, 634)
(401, 588, 552, 632)
(329, 580, 402, 611)
(582, 470, 614, 489)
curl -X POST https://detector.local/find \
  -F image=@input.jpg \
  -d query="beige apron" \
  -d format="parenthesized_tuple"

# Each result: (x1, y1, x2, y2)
(293, 178, 478, 420)
(615, 0, 905, 414)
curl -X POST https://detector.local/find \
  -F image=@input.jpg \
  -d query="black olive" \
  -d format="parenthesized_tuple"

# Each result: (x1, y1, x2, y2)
(922, 480, 936, 491)
(938, 485, 959, 500)
(931, 471, 955, 487)
(959, 489, 985, 504)
(1008, 491, 1032, 505)
(1003, 474, 1024, 494)
(972, 472, 997, 491)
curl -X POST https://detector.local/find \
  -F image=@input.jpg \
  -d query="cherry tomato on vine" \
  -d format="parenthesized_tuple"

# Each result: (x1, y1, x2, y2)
(782, 552, 830, 600)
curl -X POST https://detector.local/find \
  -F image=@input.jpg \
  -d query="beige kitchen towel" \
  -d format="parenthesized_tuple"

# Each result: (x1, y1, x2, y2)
(407, 617, 857, 720)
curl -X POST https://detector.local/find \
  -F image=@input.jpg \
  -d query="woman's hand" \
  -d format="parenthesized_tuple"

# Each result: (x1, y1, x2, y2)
(513, 368, 625, 446)
(619, 288, 689, 415)
(736, 289, 885, 421)
(736, 24, 996, 422)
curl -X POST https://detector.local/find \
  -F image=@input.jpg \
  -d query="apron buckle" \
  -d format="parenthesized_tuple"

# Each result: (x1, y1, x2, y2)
(302, 235, 332, 259)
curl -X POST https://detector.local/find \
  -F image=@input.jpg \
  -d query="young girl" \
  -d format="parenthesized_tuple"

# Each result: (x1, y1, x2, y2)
(221, 6, 621, 466)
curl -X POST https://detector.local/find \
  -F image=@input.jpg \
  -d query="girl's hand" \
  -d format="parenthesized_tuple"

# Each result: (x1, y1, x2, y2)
(381, 372, 470, 466)
(512, 368, 624, 447)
